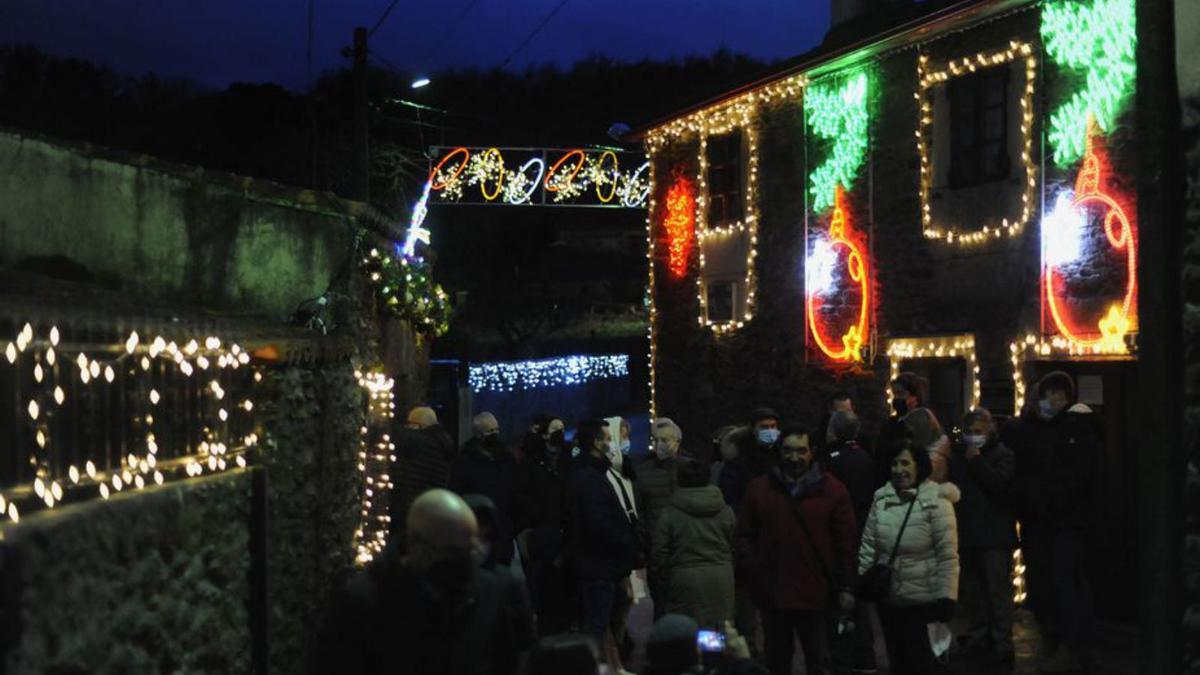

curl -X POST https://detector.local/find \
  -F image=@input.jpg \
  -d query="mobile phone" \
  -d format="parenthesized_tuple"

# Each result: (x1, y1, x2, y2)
(696, 629, 726, 653)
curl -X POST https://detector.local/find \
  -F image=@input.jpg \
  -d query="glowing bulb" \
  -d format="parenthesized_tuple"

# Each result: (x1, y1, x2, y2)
(4, 343, 15, 363)
(149, 389, 160, 405)
(104, 365, 114, 383)
(45, 347, 56, 366)
(1043, 190, 1085, 266)
(27, 400, 39, 420)
(126, 331, 139, 354)
(86, 460, 96, 478)
(49, 326, 59, 346)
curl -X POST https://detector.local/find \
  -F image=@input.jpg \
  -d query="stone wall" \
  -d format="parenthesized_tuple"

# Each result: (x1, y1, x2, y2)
(1, 471, 256, 674)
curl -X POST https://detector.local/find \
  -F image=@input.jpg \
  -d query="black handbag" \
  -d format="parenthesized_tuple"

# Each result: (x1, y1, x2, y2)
(857, 496, 917, 602)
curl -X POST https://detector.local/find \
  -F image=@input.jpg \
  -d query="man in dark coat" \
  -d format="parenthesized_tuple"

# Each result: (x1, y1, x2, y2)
(451, 412, 518, 566)
(1005, 371, 1098, 672)
(949, 408, 1017, 664)
(313, 489, 535, 675)
(564, 419, 637, 648)
(734, 426, 857, 675)
(638, 416, 683, 616)
(820, 410, 875, 539)
(513, 418, 572, 634)
(390, 405, 457, 540)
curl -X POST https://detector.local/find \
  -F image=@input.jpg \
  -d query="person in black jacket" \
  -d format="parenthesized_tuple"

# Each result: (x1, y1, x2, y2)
(514, 416, 573, 635)
(564, 418, 637, 655)
(948, 408, 1016, 665)
(1005, 371, 1098, 672)
(390, 405, 457, 540)
(451, 412, 518, 566)
(313, 489, 535, 675)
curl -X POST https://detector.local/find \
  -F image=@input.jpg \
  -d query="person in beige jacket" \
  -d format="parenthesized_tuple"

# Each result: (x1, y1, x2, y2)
(858, 440, 960, 675)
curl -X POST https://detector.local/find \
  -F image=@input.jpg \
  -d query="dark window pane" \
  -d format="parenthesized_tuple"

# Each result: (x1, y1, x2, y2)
(984, 108, 1005, 139)
(706, 281, 735, 323)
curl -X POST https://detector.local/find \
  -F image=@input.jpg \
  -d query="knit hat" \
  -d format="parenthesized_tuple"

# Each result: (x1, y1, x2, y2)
(646, 614, 699, 672)
(749, 407, 780, 425)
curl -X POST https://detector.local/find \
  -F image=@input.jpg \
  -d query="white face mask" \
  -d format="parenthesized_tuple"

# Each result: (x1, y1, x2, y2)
(606, 444, 623, 469)
(963, 434, 987, 448)
(1038, 398, 1057, 420)
(756, 428, 780, 446)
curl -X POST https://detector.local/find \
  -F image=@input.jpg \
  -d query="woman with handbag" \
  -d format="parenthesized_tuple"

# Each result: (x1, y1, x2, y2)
(857, 440, 961, 674)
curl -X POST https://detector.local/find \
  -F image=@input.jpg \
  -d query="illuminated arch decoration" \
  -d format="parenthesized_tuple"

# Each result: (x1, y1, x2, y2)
(1042, 121, 1136, 354)
(917, 42, 1039, 245)
(1041, 0, 1136, 166)
(661, 169, 696, 280)
(805, 70, 869, 212)
(806, 187, 871, 362)
(427, 146, 650, 207)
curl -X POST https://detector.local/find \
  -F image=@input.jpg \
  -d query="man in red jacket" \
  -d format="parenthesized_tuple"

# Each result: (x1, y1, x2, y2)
(734, 425, 858, 675)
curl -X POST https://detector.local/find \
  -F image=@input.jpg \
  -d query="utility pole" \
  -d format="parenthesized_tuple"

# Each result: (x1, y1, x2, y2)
(352, 26, 370, 203)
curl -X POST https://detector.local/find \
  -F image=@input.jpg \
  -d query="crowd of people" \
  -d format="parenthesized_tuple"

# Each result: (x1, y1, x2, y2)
(313, 369, 1099, 675)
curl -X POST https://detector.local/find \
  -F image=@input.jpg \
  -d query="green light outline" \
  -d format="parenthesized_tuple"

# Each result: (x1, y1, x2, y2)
(804, 69, 870, 213)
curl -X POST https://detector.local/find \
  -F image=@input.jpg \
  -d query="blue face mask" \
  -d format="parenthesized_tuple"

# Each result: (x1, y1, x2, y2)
(619, 440, 631, 454)
(1038, 399, 1057, 420)
(757, 428, 780, 446)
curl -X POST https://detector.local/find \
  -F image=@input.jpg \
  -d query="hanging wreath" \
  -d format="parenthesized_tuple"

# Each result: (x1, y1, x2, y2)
(361, 245, 452, 338)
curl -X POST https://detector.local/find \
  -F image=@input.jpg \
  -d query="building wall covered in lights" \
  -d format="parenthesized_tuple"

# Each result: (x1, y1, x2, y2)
(640, 0, 1160, 633)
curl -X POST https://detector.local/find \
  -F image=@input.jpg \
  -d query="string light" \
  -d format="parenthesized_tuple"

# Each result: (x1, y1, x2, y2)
(468, 354, 629, 394)
(917, 42, 1038, 245)
(362, 246, 451, 338)
(1041, 0, 1136, 166)
(805, 70, 870, 212)
(886, 334, 982, 409)
(806, 187, 870, 362)
(1043, 120, 1136, 353)
(428, 146, 650, 207)
(401, 181, 432, 258)
(662, 169, 696, 279)
(354, 370, 396, 565)
(645, 155, 661, 426)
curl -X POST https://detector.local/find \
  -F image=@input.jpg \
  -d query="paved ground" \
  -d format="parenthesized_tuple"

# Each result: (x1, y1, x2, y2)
(623, 601, 1138, 674)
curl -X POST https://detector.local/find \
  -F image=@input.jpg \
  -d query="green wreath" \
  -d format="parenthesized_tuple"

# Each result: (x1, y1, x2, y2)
(362, 246, 451, 337)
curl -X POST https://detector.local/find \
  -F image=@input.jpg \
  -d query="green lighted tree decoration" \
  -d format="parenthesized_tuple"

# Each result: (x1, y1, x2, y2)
(361, 246, 452, 338)
(1041, 0, 1136, 165)
(804, 69, 870, 212)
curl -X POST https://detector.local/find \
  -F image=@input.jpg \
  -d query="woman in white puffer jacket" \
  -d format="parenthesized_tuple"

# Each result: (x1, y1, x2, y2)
(859, 440, 961, 674)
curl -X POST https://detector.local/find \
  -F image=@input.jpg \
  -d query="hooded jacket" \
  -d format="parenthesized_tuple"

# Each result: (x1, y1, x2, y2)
(651, 485, 736, 626)
(947, 437, 1017, 550)
(858, 480, 961, 606)
(1006, 402, 1099, 532)
(734, 466, 858, 611)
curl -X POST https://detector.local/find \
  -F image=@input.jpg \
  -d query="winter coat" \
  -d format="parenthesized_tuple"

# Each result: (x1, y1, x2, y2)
(857, 480, 961, 607)
(652, 485, 736, 626)
(947, 438, 1017, 550)
(564, 453, 637, 581)
(927, 434, 952, 484)
(390, 424, 457, 538)
(1005, 402, 1099, 532)
(450, 438, 517, 564)
(822, 440, 876, 540)
(636, 454, 679, 531)
(513, 445, 565, 562)
(734, 467, 858, 611)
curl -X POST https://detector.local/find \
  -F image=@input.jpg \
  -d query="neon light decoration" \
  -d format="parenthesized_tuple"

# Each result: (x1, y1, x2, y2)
(806, 187, 870, 362)
(1041, 0, 1136, 166)
(804, 70, 869, 213)
(1043, 121, 1136, 353)
(662, 170, 696, 280)
(468, 354, 630, 393)
(917, 42, 1039, 245)
(402, 181, 433, 257)
(428, 146, 649, 207)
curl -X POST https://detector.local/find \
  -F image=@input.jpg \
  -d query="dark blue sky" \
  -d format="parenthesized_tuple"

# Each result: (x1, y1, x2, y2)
(1, 1, 829, 90)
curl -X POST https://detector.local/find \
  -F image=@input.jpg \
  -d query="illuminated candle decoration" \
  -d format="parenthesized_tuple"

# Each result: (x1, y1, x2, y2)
(1043, 121, 1136, 353)
(1041, 0, 1136, 166)
(805, 70, 869, 213)
(428, 146, 650, 207)
(662, 170, 696, 279)
(886, 335, 981, 409)
(917, 42, 1038, 245)
(806, 187, 870, 362)
(468, 354, 629, 394)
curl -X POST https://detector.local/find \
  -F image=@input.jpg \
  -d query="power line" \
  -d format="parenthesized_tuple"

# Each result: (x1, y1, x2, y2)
(499, 0, 573, 70)
(419, 0, 480, 63)
(368, 0, 403, 38)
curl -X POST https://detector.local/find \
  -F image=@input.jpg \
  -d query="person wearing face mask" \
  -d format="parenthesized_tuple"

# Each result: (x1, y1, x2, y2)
(1005, 371, 1098, 673)
(604, 415, 643, 670)
(947, 408, 1016, 666)
(874, 373, 929, 488)
(639, 417, 685, 617)
(730, 407, 783, 506)
(734, 426, 858, 675)
(564, 419, 638, 663)
(514, 415, 572, 635)
(451, 412, 518, 568)
(312, 489, 535, 675)
(858, 442, 960, 675)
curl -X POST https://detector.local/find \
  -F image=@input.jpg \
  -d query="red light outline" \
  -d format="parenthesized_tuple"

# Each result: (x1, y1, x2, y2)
(544, 149, 586, 192)
(662, 169, 695, 280)
(807, 186, 871, 362)
(429, 147, 470, 190)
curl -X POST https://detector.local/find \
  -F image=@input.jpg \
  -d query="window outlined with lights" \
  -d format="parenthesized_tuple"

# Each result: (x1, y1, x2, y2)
(917, 41, 1039, 246)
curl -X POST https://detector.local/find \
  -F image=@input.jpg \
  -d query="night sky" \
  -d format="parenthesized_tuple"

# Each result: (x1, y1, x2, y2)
(1, 0, 830, 90)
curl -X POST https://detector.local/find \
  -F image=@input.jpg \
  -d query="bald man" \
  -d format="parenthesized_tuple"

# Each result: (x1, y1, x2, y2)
(390, 405, 457, 539)
(314, 490, 535, 675)
(449, 411, 517, 566)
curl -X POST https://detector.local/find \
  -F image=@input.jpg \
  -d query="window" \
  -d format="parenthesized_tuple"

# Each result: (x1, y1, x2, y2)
(706, 131, 743, 225)
(948, 68, 1011, 188)
(704, 281, 736, 324)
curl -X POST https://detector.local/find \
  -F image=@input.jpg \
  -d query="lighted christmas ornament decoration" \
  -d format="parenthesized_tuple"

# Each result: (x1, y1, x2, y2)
(661, 169, 696, 280)
(806, 187, 870, 362)
(1041, 0, 1136, 166)
(804, 70, 869, 213)
(1043, 120, 1136, 353)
